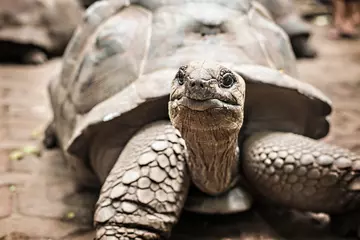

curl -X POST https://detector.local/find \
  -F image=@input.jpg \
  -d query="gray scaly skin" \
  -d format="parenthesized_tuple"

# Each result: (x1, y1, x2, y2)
(169, 61, 360, 236)
(169, 62, 245, 195)
(92, 61, 360, 239)
(44, 1, 359, 238)
(243, 132, 360, 213)
(94, 121, 190, 239)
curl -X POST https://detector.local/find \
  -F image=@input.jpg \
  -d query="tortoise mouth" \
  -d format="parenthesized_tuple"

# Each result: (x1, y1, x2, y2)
(172, 96, 240, 111)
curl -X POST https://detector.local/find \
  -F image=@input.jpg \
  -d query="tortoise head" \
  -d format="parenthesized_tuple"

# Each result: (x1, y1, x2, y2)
(169, 61, 245, 133)
(168, 61, 246, 195)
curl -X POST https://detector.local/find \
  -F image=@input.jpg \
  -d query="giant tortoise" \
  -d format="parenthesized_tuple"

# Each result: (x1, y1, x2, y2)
(77, 0, 317, 59)
(44, 0, 360, 239)
(0, 0, 83, 64)
(256, 0, 318, 58)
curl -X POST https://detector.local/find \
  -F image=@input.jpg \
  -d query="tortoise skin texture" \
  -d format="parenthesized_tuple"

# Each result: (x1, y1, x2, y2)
(45, 0, 360, 239)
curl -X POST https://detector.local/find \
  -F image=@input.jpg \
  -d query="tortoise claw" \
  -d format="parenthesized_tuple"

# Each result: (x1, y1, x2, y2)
(43, 122, 58, 149)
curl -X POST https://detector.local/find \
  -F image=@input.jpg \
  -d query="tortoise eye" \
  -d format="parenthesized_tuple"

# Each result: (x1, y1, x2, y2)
(176, 69, 186, 85)
(220, 73, 236, 88)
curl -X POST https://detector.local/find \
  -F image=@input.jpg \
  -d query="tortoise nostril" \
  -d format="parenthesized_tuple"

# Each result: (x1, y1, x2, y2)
(190, 82, 196, 87)
(200, 83, 204, 88)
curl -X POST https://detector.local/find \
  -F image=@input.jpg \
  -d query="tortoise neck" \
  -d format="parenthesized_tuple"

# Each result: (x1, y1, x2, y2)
(182, 128, 240, 195)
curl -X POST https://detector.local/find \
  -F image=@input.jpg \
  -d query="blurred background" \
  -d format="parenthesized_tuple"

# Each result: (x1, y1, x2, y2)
(0, 0, 359, 239)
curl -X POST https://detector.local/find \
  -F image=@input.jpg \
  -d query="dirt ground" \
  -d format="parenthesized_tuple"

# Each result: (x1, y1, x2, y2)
(0, 23, 360, 239)
(298, 26, 360, 153)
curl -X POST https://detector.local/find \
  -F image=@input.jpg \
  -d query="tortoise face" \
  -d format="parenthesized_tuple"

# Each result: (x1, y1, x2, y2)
(169, 61, 246, 131)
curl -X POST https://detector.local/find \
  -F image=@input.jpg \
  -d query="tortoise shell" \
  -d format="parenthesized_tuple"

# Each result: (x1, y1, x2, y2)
(48, 0, 331, 185)
(257, 0, 311, 36)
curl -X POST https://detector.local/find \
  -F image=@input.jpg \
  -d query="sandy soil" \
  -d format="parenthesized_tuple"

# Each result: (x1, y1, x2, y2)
(298, 26, 360, 153)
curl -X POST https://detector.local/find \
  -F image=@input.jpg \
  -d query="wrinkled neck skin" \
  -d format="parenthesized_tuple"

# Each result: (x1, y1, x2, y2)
(181, 127, 240, 196)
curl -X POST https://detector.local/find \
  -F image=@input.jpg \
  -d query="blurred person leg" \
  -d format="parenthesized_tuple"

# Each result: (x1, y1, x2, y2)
(350, 0, 360, 25)
(341, 0, 359, 36)
(330, 0, 359, 38)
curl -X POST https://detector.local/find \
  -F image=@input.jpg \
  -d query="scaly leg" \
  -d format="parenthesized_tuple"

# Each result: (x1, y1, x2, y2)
(94, 121, 190, 239)
(243, 132, 360, 236)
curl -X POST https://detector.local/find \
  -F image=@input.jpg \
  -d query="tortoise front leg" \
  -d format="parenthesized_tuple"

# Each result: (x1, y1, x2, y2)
(242, 132, 360, 236)
(94, 121, 190, 239)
